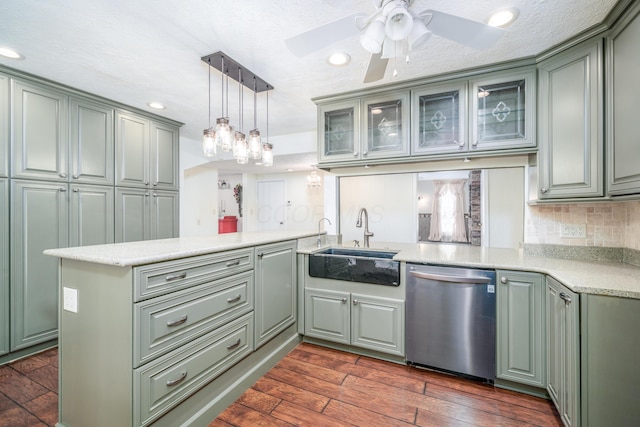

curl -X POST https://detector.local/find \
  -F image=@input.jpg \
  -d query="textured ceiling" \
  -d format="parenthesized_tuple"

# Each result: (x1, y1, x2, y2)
(1, 0, 618, 172)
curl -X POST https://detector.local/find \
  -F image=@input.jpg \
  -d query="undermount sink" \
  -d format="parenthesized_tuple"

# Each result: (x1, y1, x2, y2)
(308, 247, 400, 286)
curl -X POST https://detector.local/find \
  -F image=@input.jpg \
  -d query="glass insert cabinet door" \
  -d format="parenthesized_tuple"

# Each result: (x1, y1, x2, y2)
(411, 82, 467, 155)
(469, 68, 536, 151)
(361, 92, 410, 159)
(318, 100, 360, 163)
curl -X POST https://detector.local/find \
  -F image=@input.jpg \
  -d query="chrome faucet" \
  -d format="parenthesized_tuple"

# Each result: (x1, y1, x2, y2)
(317, 217, 332, 247)
(356, 208, 374, 248)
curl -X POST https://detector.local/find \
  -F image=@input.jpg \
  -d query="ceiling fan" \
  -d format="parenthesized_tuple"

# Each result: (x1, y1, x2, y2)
(285, 0, 506, 83)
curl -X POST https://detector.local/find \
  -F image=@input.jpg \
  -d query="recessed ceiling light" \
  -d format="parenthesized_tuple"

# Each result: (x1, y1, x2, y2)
(326, 51, 351, 66)
(286, 168, 295, 172)
(0, 47, 24, 60)
(488, 8, 519, 27)
(147, 101, 166, 110)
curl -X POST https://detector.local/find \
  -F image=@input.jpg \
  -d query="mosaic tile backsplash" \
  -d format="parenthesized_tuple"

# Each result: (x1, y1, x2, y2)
(525, 200, 640, 250)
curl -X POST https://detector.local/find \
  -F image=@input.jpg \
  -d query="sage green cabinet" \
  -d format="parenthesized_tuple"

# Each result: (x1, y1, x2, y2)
(411, 80, 467, 155)
(0, 74, 8, 178)
(70, 97, 115, 185)
(254, 240, 296, 348)
(116, 111, 179, 191)
(10, 180, 68, 350)
(115, 187, 179, 243)
(0, 179, 8, 355)
(69, 184, 115, 247)
(361, 91, 410, 160)
(538, 38, 604, 199)
(547, 277, 580, 427)
(607, 3, 640, 196)
(496, 270, 546, 387)
(11, 79, 68, 182)
(317, 99, 361, 163)
(305, 288, 404, 356)
(469, 68, 536, 152)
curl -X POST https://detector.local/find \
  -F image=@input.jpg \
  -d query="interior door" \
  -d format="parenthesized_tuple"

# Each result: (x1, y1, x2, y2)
(257, 180, 285, 231)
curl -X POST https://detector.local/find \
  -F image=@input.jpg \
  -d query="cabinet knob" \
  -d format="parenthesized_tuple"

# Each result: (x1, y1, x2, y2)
(353, 299, 359, 305)
(152, 192, 157, 197)
(144, 181, 150, 186)
(153, 182, 158, 186)
(353, 151, 358, 157)
(59, 173, 67, 178)
(72, 187, 79, 192)
(59, 187, 67, 192)
(362, 150, 368, 156)
(457, 141, 465, 149)
(559, 292, 572, 304)
(144, 193, 150, 197)
(500, 276, 508, 284)
(471, 140, 479, 147)
(341, 297, 347, 304)
(540, 187, 549, 194)
(72, 174, 79, 180)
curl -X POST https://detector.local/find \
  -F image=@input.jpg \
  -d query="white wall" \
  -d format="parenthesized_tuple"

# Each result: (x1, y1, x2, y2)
(181, 165, 219, 237)
(485, 168, 524, 248)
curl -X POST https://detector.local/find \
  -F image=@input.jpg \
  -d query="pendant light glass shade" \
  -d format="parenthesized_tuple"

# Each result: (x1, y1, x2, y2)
(202, 128, 216, 157)
(215, 117, 233, 151)
(248, 130, 262, 159)
(233, 131, 248, 164)
(262, 143, 273, 167)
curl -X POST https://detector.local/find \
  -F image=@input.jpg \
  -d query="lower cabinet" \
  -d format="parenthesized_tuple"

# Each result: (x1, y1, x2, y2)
(254, 241, 296, 349)
(547, 276, 580, 427)
(0, 179, 8, 356)
(115, 187, 179, 243)
(496, 270, 546, 387)
(304, 288, 404, 356)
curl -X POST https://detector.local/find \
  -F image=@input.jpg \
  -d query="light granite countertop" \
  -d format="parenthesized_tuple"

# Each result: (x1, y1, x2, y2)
(299, 241, 640, 300)
(44, 231, 318, 267)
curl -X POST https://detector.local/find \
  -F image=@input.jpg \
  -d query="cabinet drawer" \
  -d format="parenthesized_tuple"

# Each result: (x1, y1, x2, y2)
(134, 248, 254, 301)
(134, 312, 254, 427)
(134, 271, 254, 367)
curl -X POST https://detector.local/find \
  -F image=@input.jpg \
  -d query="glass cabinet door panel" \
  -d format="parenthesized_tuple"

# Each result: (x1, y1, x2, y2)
(412, 82, 467, 155)
(362, 92, 410, 159)
(318, 100, 360, 162)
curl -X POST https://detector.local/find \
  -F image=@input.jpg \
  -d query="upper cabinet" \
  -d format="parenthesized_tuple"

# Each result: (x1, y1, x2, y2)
(116, 111, 179, 191)
(469, 68, 536, 152)
(607, 3, 640, 196)
(411, 80, 467, 155)
(0, 74, 8, 178)
(537, 38, 604, 199)
(11, 79, 69, 181)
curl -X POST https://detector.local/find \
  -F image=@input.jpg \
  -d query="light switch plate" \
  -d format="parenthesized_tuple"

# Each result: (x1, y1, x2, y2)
(560, 223, 587, 238)
(63, 287, 78, 313)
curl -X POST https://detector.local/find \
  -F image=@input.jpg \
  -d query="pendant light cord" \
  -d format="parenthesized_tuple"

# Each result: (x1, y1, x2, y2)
(253, 77, 257, 128)
(220, 56, 225, 118)
(207, 58, 211, 128)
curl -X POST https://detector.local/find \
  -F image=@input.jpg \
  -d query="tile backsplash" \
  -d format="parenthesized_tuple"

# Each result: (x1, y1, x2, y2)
(525, 200, 640, 250)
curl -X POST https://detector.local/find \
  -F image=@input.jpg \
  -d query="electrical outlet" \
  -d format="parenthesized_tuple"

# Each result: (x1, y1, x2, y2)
(560, 223, 587, 238)
(63, 287, 78, 313)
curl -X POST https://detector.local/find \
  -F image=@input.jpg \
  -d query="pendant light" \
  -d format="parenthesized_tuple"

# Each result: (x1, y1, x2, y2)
(215, 56, 233, 152)
(233, 69, 249, 164)
(202, 58, 217, 157)
(247, 77, 262, 160)
(261, 90, 273, 167)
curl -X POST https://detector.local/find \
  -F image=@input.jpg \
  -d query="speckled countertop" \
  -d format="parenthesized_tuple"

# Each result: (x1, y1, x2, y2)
(299, 242, 640, 300)
(44, 231, 318, 267)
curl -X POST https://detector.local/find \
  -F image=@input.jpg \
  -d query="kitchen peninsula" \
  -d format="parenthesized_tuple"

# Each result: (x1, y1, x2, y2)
(46, 234, 640, 427)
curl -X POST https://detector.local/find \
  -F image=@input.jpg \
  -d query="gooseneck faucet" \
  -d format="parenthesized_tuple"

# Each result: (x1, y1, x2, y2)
(317, 217, 332, 247)
(356, 208, 374, 248)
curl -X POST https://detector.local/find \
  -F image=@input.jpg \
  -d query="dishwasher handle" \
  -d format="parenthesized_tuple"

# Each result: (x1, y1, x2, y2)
(409, 270, 492, 284)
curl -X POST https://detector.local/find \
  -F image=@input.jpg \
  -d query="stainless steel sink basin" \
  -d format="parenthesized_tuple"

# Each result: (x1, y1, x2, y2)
(308, 247, 400, 286)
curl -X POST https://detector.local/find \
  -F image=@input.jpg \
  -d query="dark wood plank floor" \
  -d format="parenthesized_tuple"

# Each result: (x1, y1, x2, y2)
(0, 343, 562, 426)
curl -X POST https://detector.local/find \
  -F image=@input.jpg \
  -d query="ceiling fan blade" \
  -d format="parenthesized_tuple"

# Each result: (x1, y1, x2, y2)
(421, 10, 505, 50)
(363, 52, 389, 83)
(285, 13, 365, 57)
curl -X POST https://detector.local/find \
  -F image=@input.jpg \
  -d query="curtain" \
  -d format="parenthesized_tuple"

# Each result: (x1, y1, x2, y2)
(428, 179, 468, 242)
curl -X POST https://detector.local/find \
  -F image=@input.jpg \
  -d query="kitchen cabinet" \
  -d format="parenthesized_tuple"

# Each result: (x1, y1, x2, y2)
(254, 240, 296, 348)
(69, 184, 115, 247)
(0, 74, 8, 178)
(547, 276, 580, 427)
(317, 99, 361, 163)
(70, 97, 115, 185)
(10, 180, 68, 350)
(115, 187, 179, 243)
(116, 111, 179, 191)
(0, 179, 8, 355)
(496, 270, 546, 388)
(11, 79, 68, 182)
(411, 80, 467, 155)
(469, 68, 536, 152)
(538, 38, 603, 199)
(304, 288, 404, 356)
(607, 2, 640, 196)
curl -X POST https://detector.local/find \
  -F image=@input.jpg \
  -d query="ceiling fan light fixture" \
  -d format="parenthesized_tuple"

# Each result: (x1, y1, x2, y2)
(360, 17, 386, 53)
(408, 19, 432, 51)
(383, 1, 413, 41)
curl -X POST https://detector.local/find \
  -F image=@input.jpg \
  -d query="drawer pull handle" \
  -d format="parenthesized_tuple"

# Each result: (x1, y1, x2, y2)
(166, 315, 188, 327)
(165, 272, 187, 282)
(225, 259, 240, 267)
(227, 294, 242, 303)
(559, 292, 572, 304)
(166, 371, 188, 387)
(226, 339, 241, 350)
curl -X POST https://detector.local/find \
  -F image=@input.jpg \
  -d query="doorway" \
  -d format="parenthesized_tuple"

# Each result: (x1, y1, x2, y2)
(257, 180, 285, 231)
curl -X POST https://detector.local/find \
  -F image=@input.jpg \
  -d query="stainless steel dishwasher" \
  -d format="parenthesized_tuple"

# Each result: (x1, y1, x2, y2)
(406, 263, 496, 382)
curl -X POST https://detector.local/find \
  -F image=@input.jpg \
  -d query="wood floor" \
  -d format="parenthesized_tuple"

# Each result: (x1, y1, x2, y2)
(0, 343, 562, 426)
